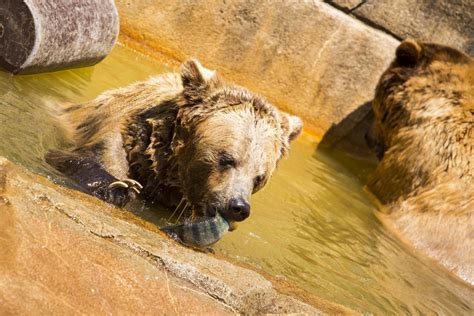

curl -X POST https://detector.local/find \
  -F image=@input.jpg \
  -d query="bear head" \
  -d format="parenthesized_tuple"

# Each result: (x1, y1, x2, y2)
(368, 38, 472, 159)
(172, 59, 302, 223)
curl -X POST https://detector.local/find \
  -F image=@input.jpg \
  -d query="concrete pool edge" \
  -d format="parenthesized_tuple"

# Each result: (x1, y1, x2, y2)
(0, 157, 356, 315)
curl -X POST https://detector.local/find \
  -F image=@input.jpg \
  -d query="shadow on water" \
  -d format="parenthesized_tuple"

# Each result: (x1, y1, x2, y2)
(317, 101, 378, 183)
(0, 46, 472, 315)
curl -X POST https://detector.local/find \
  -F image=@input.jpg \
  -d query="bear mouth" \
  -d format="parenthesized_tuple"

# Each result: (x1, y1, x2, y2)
(213, 212, 238, 231)
(199, 202, 239, 231)
(227, 221, 238, 231)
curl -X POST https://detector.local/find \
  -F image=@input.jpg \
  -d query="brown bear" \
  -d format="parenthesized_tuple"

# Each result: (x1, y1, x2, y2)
(46, 59, 302, 226)
(367, 39, 473, 284)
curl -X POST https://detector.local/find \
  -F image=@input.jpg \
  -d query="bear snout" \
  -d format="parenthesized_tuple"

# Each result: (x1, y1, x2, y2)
(224, 197, 251, 222)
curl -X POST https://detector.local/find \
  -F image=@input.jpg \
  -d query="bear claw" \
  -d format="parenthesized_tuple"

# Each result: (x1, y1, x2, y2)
(106, 179, 143, 207)
(108, 179, 143, 194)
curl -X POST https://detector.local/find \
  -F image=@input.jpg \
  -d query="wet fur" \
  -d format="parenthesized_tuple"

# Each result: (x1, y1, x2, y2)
(47, 59, 302, 218)
(368, 39, 473, 284)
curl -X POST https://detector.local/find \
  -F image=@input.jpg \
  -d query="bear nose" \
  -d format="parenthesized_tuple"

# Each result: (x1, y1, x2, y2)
(228, 198, 250, 221)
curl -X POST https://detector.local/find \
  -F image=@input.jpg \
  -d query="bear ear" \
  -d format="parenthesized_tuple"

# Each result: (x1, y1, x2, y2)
(279, 113, 302, 157)
(281, 112, 303, 142)
(180, 59, 217, 90)
(396, 38, 423, 67)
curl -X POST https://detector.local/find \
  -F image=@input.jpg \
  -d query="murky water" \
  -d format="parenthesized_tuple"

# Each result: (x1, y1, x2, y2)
(0, 46, 472, 315)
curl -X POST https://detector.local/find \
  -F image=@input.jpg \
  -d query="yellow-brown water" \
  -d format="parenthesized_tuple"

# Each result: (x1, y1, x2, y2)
(0, 46, 472, 315)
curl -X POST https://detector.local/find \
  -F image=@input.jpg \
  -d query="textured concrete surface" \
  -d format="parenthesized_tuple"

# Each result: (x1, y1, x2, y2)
(0, 157, 354, 315)
(116, 0, 398, 137)
(0, 0, 119, 74)
(331, 0, 474, 55)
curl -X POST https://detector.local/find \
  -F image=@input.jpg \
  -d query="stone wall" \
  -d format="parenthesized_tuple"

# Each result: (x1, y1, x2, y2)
(115, 0, 472, 150)
(115, 0, 471, 140)
(116, 0, 398, 137)
(328, 0, 473, 55)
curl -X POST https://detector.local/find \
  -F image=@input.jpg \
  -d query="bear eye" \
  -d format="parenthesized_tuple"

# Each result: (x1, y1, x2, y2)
(218, 152, 236, 169)
(253, 174, 265, 189)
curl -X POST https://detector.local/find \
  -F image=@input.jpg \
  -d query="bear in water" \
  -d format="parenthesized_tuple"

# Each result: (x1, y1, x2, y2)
(367, 39, 473, 284)
(47, 59, 302, 227)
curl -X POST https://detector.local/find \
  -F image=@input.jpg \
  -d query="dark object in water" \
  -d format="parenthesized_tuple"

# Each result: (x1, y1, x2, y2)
(0, 0, 119, 74)
(160, 213, 230, 248)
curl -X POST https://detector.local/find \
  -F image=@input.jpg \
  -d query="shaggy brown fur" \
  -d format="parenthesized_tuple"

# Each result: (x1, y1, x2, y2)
(47, 59, 302, 224)
(367, 39, 473, 284)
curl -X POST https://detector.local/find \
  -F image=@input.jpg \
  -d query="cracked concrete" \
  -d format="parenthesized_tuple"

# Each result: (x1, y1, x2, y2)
(324, 0, 366, 12)
(0, 157, 355, 315)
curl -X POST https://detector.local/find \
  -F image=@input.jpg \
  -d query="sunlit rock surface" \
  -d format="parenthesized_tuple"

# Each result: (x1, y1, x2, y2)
(115, 0, 398, 137)
(330, 0, 473, 55)
(115, 0, 472, 157)
(0, 157, 353, 315)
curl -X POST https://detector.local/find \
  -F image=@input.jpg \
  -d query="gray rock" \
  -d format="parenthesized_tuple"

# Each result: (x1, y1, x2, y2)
(351, 0, 473, 55)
